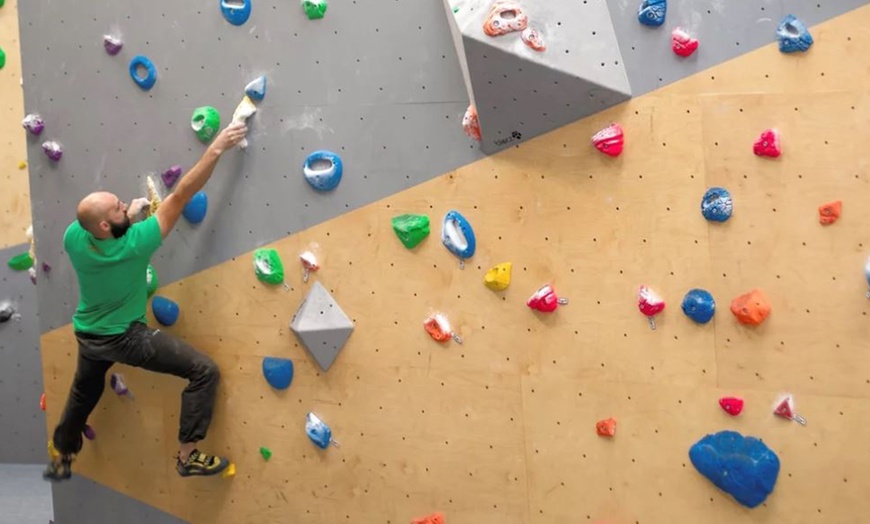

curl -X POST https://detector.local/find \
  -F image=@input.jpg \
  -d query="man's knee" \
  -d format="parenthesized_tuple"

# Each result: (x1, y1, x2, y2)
(197, 358, 220, 385)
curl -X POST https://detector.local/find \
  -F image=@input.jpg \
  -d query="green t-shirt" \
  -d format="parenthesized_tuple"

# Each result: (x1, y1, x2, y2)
(64, 215, 163, 335)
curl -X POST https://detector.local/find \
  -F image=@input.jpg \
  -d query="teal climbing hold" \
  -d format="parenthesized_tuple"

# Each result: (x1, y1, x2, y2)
(262, 357, 294, 390)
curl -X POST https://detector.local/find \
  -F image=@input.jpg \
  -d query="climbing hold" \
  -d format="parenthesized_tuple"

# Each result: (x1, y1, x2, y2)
(220, 0, 252, 25)
(299, 251, 319, 283)
(110, 373, 133, 398)
(637, 285, 665, 330)
(672, 28, 699, 57)
(301, 0, 327, 20)
(28, 267, 37, 285)
(182, 191, 208, 224)
(0, 303, 13, 323)
(689, 430, 780, 508)
(777, 14, 813, 53)
(0, 46, 5, 69)
(18, 161, 27, 170)
(462, 105, 482, 141)
(262, 356, 294, 390)
(222, 463, 236, 478)
(161, 165, 182, 188)
(245, 75, 267, 101)
(151, 295, 180, 326)
(729, 289, 771, 326)
(596, 418, 617, 437)
(22, 114, 45, 136)
(681, 289, 715, 324)
(521, 27, 546, 51)
(146, 264, 158, 297)
(392, 214, 430, 249)
(306, 412, 337, 449)
(773, 394, 807, 425)
(41, 262, 51, 274)
(42, 141, 63, 162)
(484, 262, 512, 291)
(232, 95, 257, 149)
(39, 393, 46, 411)
(719, 397, 744, 416)
(83, 425, 96, 441)
(129, 55, 157, 90)
(753, 129, 781, 158)
(103, 34, 123, 55)
(527, 284, 568, 313)
(7, 252, 33, 271)
(146, 175, 163, 217)
(637, 0, 666, 27)
(411, 513, 445, 524)
(483, 1, 528, 37)
(303, 150, 343, 191)
(441, 210, 476, 269)
(254, 248, 286, 285)
(818, 200, 842, 225)
(191, 106, 221, 143)
(864, 256, 870, 298)
(259, 447, 272, 461)
(591, 123, 624, 157)
(700, 187, 733, 222)
(423, 313, 462, 344)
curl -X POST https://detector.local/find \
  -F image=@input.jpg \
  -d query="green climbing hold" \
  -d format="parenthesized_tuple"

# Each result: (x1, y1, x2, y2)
(0, 1, 5, 8)
(302, 0, 327, 19)
(254, 248, 285, 285)
(146, 264, 159, 297)
(0, 46, 6, 70)
(191, 106, 221, 143)
(7, 252, 33, 271)
(392, 214, 430, 249)
(260, 447, 272, 461)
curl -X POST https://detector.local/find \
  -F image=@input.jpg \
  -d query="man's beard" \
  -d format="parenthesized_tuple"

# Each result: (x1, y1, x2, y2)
(110, 216, 131, 238)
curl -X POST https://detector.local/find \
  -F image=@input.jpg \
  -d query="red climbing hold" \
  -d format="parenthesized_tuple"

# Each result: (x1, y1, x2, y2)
(719, 396, 744, 416)
(521, 27, 546, 51)
(596, 418, 617, 437)
(818, 200, 842, 225)
(753, 129, 781, 158)
(637, 285, 665, 329)
(591, 123, 624, 157)
(672, 28, 699, 57)
(412, 512, 445, 524)
(483, 1, 528, 37)
(40, 392, 46, 411)
(462, 105, 481, 141)
(527, 284, 568, 313)
(773, 394, 806, 425)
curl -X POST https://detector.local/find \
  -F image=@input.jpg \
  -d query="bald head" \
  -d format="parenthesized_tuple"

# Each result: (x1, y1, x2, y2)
(77, 192, 129, 238)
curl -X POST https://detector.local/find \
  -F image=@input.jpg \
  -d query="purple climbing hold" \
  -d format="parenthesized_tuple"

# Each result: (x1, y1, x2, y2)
(22, 114, 44, 136)
(42, 141, 63, 161)
(161, 165, 182, 188)
(110, 373, 130, 396)
(42, 262, 51, 273)
(104, 34, 123, 55)
(83, 424, 96, 440)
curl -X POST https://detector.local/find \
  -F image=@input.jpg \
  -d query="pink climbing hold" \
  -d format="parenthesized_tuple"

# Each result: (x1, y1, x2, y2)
(527, 284, 568, 313)
(462, 105, 481, 141)
(592, 123, 624, 157)
(773, 394, 807, 425)
(753, 129, 782, 158)
(719, 397, 744, 416)
(637, 285, 665, 330)
(672, 28, 699, 57)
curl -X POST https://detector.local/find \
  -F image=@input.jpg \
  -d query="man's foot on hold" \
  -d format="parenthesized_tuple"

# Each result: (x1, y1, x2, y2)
(176, 449, 230, 477)
(43, 456, 72, 482)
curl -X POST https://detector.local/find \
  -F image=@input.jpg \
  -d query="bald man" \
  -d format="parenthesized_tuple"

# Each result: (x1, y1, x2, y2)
(44, 122, 248, 481)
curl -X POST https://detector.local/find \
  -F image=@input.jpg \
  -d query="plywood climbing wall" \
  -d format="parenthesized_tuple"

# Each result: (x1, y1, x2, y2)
(40, 6, 870, 524)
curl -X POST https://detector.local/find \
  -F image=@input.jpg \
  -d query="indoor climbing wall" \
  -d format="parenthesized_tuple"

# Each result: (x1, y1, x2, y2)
(38, 4, 870, 523)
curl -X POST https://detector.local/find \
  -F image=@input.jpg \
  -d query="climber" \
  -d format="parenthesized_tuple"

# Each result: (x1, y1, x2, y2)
(43, 122, 249, 481)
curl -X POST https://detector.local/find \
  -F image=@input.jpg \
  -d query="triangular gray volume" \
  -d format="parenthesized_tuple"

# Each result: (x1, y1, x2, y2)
(290, 281, 354, 371)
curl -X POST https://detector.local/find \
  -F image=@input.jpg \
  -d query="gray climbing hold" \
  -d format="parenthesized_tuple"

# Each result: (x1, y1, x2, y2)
(290, 281, 353, 371)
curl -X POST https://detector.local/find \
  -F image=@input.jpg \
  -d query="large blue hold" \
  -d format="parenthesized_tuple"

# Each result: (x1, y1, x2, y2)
(182, 191, 208, 224)
(777, 14, 813, 53)
(701, 187, 733, 222)
(262, 357, 294, 390)
(441, 210, 476, 261)
(151, 296, 180, 326)
(129, 55, 157, 91)
(637, 0, 666, 27)
(689, 430, 780, 509)
(220, 0, 252, 25)
(681, 288, 715, 324)
(303, 150, 343, 191)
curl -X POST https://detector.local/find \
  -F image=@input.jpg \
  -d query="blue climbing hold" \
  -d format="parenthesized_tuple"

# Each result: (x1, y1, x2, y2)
(182, 191, 208, 224)
(777, 14, 813, 53)
(245, 75, 267, 101)
(441, 210, 476, 262)
(129, 55, 157, 91)
(690, 430, 780, 508)
(262, 357, 294, 390)
(637, 0, 666, 27)
(303, 150, 343, 191)
(681, 289, 716, 324)
(220, 0, 252, 25)
(305, 413, 333, 449)
(701, 187, 733, 222)
(151, 296, 180, 326)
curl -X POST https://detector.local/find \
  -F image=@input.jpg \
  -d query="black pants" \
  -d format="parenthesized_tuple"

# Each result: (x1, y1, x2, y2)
(52, 321, 220, 456)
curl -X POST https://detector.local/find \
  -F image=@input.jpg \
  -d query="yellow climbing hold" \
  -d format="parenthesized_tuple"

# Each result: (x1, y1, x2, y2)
(222, 462, 236, 478)
(18, 161, 27, 170)
(484, 262, 512, 291)
(47, 440, 60, 461)
(146, 175, 162, 217)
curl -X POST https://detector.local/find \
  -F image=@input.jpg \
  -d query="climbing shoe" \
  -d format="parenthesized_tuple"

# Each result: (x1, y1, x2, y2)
(43, 456, 72, 482)
(176, 449, 230, 477)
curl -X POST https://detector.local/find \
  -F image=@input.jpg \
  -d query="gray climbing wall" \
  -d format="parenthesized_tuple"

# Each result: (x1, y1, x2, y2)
(17, 0, 484, 335)
(0, 242, 45, 464)
(52, 474, 186, 524)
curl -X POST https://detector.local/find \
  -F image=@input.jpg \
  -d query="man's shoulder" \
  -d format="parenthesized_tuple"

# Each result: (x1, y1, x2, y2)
(63, 219, 86, 250)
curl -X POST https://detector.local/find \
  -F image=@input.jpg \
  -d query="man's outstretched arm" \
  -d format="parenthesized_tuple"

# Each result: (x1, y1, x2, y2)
(155, 123, 248, 239)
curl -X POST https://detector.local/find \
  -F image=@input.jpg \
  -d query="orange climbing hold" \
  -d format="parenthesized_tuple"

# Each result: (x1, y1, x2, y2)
(423, 314, 453, 343)
(729, 289, 771, 326)
(483, 1, 528, 37)
(462, 105, 481, 141)
(596, 418, 617, 437)
(412, 512, 445, 524)
(40, 392, 46, 411)
(818, 200, 842, 225)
